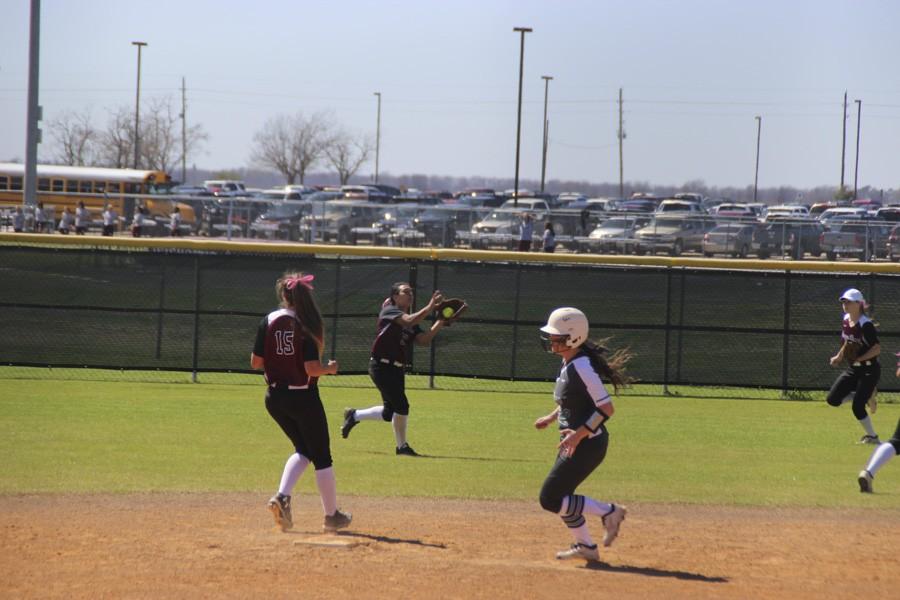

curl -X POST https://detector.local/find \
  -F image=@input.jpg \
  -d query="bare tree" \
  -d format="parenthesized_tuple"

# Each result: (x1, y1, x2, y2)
(250, 112, 331, 184)
(47, 109, 97, 165)
(140, 97, 208, 174)
(323, 129, 373, 185)
(96, 106, 135, 169)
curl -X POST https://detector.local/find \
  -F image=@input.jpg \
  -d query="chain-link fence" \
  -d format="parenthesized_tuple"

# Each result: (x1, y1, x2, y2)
(1, 242, 898, 395)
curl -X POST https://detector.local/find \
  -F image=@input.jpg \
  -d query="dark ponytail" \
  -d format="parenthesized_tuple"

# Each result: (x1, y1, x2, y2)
(276, 272, 325, 356)
(581, 339, 634, 393)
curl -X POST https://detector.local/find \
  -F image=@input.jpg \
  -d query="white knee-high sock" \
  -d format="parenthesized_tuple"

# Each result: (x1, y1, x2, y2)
(859, 416, 877, 437)
(865, 443, 897, 476)
(315, 467, 338, 516)
(392, 414, 408, 447)
(581, 496, 614, 517)
(278, 453, 310, 496)
(355, 406, 384, 421)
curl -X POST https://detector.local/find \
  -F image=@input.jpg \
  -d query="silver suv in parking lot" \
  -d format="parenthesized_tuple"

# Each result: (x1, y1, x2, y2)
(300, 200, 382, 244)
(634, 216, 715, 256)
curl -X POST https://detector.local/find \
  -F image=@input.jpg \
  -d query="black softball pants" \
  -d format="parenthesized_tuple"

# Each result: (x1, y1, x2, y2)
(826, 363, 881, 420)
(265, 386, 333, 470)
(368, 361, 409, 419)
(539, 432, 609, 514)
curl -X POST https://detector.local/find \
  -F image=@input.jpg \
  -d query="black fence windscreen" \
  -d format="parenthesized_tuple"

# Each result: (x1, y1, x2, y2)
(0, 245, 897, 393)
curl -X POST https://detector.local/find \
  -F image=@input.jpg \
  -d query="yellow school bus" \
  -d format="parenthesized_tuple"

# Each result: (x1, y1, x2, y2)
(0, 162, 196, 230)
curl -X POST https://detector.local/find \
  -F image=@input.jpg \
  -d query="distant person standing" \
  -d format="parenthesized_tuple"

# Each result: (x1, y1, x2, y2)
(518, 213, 534, 252)
(34, 202, 46, 233)
(169, 206, 183, 237)
(12, 206, 24, 232)
(251, 272, 352, 533)
(858, 352, 900, 493)
(57, 207, 73, 234)
(102, 203, 117, 236)
(543, 221, 556, 253)
(132, 205, 145, 237)
(74, 201, 90, 235)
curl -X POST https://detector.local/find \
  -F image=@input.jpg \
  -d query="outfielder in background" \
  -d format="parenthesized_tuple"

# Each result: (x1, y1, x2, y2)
(341, 282, 446, 456)
(535, 307, 630, 562)
(826, 288, 882, 444)
(250, 272, 352, 533)
(858, 352, 900, 493)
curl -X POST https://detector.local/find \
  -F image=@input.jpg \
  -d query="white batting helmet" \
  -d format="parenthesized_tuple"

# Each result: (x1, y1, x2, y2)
(540, 307, 589, 349)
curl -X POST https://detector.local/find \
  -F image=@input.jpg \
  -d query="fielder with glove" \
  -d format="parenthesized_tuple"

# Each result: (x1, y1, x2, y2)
(435, 297, 468, 326)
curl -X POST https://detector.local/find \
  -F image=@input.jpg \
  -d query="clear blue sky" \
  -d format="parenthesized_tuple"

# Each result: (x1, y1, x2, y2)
(2, 0, 898, 190)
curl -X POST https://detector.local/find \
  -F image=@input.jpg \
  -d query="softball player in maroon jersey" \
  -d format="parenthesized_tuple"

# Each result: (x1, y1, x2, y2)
(535, 307, 630, 562)
(250, 272, 352, 533)
(858, 353, 900, 493)
(340, 282, 444, 456)
(826, 288, 882, 444)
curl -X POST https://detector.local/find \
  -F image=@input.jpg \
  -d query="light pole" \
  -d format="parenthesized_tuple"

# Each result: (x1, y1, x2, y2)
(853, 99, 862, 199)
(540, 75, 553, 194)
(753, 116, 761, 203)
(132, 41, 147, 169)
(373, 92, 381, 183)
(512, 27, 532, 208)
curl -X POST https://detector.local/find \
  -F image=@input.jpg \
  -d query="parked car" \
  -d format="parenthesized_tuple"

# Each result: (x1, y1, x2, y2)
(413, 206, 488, 247)
(499, 198, 550, 213)
(299, 200, 383, 244)
(655, 199, 706, 215)
(874, 207, 900, 223)
(633, 216, 715, 256)
(340, 185, 391, 202)
(765, 205, 809, 220)
(249, 199, 314, 240)
(713, 203, 757, 219)
(203, 179, 249, 197)
(583, 216, 650, 254)
(819, 220, 892, 261)
(818, 207, 868, 223)
(762, 218, 825, 259)
(702, 223, 769, 258)
(614, 199, 657, 213)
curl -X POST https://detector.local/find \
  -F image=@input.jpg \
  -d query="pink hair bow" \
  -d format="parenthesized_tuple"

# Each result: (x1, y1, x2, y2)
(285, 274, 314, 291)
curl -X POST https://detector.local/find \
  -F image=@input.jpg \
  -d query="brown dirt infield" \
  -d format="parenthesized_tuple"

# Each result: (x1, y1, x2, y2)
(2, 493, 899, 599)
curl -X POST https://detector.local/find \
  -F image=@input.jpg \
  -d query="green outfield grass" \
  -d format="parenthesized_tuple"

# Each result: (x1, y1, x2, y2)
(1, 377, 898, 508)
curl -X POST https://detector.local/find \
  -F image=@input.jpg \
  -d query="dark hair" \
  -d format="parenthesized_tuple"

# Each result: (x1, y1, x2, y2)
(276, 272, 324, 355)
(388, 281, 410, 305)
(581, 339, 634, 392)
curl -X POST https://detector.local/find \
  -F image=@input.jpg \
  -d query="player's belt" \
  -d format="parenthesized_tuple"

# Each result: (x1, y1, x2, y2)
(269, 383, 309, 390)
(372, 357, 404, 368)
(852, 360, 875, 367)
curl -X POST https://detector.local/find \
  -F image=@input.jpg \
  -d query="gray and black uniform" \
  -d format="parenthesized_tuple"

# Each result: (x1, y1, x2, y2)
(368, 304, 422, 421)
(539, 349, 613, 528)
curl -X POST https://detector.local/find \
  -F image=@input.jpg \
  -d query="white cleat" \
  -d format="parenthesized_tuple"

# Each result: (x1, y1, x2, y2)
(858, 470, 873, 493)
(602, 504, 627, 547)
(556, 542, 599, 561)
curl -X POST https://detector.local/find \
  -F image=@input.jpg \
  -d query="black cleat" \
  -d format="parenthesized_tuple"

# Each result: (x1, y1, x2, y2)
(395, 443, 419, 457)
(341, 408, 358, 439)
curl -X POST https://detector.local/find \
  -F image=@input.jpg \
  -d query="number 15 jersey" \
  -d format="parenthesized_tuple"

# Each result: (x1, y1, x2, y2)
(253, 308, 320, 388)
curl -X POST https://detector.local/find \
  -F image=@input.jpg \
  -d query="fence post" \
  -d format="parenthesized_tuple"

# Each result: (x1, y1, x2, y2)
(428, 259, 439, 389)
(154, 253, 166, 359)
(663, 266, 672, 395)
(510, 263, 523, 380)
(330, 258, 341, 361)
(676, 267, 686, 383)
(781, 269, 791, 395)
(191, 255, 200, 383)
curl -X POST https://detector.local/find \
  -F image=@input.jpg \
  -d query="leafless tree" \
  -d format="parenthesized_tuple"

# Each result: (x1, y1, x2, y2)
(323, 129, 373, 185)
(47, 109, 97, 166)
(95, 106, 135, 169)
(140, 97, 208, 173)
(250, 112, 330, 184)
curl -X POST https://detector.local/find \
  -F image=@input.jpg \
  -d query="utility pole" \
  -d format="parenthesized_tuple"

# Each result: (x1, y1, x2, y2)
(840, 91, 847, 192)
(853, 99, 862, 200)
(373, 92, 381, 183)
(180, 77, 187, 183)
(132, 41, 148, 169)
(754, 116, 761, 203)
(24, 0, 41, 208)
(512, 27, 532, 208)
(618, 88, 625, 199)
(540, 75, 552, 194)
